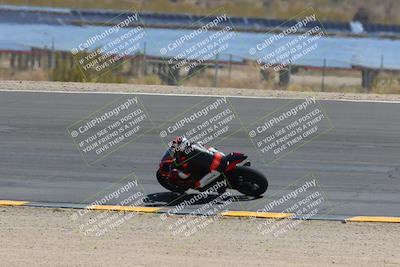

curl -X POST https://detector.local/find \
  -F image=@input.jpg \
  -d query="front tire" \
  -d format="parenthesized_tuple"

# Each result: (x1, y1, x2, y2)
(156, 170, 188, 194)
(228, 166, 268, 196)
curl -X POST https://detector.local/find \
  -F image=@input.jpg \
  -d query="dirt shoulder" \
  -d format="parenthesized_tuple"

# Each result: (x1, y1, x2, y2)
(0, 206, 399, 267)
(1, 80, 400, 102)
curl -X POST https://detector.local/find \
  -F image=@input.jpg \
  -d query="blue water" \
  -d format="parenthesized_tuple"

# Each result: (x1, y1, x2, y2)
(0, 23, 399, 69)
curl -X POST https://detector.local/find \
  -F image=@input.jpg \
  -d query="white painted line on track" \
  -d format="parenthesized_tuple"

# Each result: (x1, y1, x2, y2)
(1, 88, 400, 104)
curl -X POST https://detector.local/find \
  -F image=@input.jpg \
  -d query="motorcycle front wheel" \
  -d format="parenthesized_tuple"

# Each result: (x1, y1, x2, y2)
(156, 170, 188, 194)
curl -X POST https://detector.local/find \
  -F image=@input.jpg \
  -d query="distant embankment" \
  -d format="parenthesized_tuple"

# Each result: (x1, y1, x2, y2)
(1, 4, 400, 38)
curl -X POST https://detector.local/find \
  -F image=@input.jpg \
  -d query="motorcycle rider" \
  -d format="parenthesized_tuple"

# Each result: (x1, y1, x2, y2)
(168, 136, 246, 189)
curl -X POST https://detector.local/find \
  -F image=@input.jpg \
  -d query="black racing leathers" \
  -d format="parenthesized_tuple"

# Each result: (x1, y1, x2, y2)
(173, 143, 227, 179)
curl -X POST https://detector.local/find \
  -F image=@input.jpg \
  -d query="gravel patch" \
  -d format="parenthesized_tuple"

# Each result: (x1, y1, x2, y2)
(1, 80, 400, 102)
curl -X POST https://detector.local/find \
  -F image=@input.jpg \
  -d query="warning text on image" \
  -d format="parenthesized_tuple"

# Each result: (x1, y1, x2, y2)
(68, 96, 150, 163)
(71, 178, 146, 237)
(257, 176, 326, 238)
(159, 97, 239, 147)
(248, 97, 332, 164)
(160, 13, 236, 81)
(249, 13, 325, 72)
(71, 13, 145, 77)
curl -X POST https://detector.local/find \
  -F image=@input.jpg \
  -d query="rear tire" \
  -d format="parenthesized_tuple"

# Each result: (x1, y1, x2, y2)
(156, 170, 188, 194)
(228, 166, 268, 196)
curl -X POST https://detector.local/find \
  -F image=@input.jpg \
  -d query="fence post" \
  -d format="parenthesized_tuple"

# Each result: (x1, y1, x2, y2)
(361, 68, 378, 92)
(143, 41, 147, 76)
(10, 52, 16, 69)
(214, 52, 219, 87)
(321, 58, 326, 92)
(228, 54, 232, 84)
(51, 36, 55, 70)
(278, 69, 290, 86)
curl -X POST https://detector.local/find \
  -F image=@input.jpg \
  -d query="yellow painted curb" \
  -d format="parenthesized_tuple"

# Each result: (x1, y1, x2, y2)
(346, 216, 400, 223)
(0, 200, 29, 206)
(221, 211, 293, 219)
(88, 205, 161, 213)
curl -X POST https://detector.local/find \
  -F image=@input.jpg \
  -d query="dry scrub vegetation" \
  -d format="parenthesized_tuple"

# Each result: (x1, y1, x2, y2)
(1, 0, 400, 24)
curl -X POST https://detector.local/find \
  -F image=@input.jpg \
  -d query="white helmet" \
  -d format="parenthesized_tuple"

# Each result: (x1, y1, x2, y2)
(170, 136, 190, 152)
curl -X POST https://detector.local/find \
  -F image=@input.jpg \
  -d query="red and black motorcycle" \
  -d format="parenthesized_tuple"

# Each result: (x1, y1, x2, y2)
(157, 148, 268, 197)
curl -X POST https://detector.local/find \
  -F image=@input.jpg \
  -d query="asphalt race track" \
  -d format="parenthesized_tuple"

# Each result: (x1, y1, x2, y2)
(0, 90, 399, 217)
